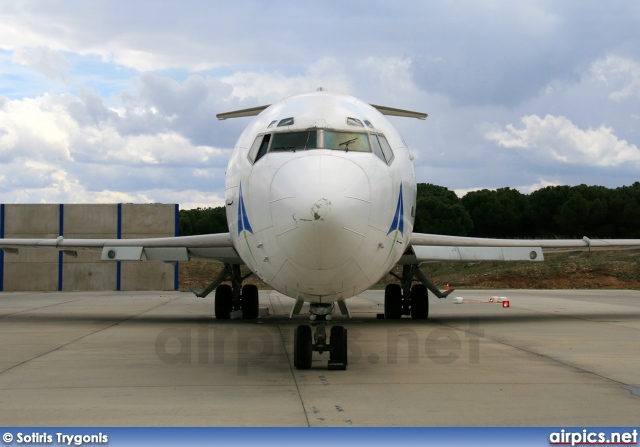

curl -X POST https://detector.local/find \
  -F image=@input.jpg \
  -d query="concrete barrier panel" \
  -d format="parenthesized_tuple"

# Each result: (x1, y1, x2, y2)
(121, 261, 176, 291)
(2, 203, 178, 291)
(62, 262, 117, 291)
(64, 204, 118, 268)
(4, 204, 60, 235)
(3, 248, 59, 264)
(4, 204, 60, 264)
(4, 263, 59, 291)
(122, 204, 176, 236)
(64, 204, 118, 235)
(3, 204, 61, 290)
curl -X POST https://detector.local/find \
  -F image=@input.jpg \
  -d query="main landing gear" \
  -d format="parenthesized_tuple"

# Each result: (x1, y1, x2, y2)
(294, 303, 348, 371)
(384, 264, 455, 319)
(192, 263, 259, 319)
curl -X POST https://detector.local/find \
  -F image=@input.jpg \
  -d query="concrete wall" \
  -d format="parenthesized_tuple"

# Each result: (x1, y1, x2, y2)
(1, 204, 179, 292)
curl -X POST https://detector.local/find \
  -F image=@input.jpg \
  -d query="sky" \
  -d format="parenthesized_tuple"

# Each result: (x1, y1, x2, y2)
(0, 1, 639, 209)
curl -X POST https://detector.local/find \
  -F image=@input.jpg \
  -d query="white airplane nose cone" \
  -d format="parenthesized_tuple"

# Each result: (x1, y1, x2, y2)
(270, 155, 371, 270)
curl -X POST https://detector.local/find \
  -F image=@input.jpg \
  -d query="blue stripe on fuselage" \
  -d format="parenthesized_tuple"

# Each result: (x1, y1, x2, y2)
(238, 183, 253, 235)
(387, 184, 404, 236)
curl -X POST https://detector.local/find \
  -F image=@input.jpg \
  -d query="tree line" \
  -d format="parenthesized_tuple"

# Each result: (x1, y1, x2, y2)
(179, 182, 640, 239)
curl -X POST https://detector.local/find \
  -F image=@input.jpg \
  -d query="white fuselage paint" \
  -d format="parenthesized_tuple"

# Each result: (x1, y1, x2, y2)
(225, 91, 417, 304)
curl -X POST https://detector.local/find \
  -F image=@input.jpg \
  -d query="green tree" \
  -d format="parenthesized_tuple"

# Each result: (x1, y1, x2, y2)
(414, 183, 472, 235)
(553, 185, 615, 237)
(610, 182, 640, 238)
(554, 192, 591, 237)
(461, 187, 528, 237)
(179, 206, 228, 236)
(527, 185, 572, 237)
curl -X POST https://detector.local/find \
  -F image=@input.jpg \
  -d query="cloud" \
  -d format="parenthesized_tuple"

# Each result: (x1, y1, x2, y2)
(591, 56, 640, 102)
(0, 161, 224, 208)
(220, 58, 352, 103)
(123, 73, 239, 146)
(409, 2, 640, 107)
(0, 95, 73, 163)
(485, 114, 640, 167)
(12, 46, 71, 80)
(2, 3, 639, 111)
(0, 78, 233, 205)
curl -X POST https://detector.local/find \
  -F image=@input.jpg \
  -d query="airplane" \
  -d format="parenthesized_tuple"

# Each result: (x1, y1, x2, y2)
(2, 87, 640, 370)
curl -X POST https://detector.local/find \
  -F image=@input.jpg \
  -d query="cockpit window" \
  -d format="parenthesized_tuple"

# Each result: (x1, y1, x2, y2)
(256, 134, 271, 161)
(363, 120, 374, 128)
(376, 134, 395, 164)
(347, 117, 364, 127)
(370, 133, 387, 163)
(248, 133, 272, 163)
(267, 120, 278, 128)
(270, 130, 317, 152)
(323, 131, 371, 152)
(277, 117, 294, 127)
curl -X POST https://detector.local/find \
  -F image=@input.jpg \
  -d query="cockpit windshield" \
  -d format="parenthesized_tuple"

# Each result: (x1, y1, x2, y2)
(323, 131, 371, 152)
(248, 128, 393, 165)
(271, 130, 317, 152)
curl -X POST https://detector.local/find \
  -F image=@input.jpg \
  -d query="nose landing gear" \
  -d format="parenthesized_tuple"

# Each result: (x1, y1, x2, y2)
(294, 303, 348, 371)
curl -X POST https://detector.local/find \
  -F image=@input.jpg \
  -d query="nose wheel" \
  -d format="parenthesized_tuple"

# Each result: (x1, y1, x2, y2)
(329, 325, 348, 370)
(293, 325, 313, 369)
(293, 304, 348, 371)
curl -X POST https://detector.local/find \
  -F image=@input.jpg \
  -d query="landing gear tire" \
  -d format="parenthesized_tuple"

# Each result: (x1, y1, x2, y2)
(385, 284, 403, 319)
(214, 284, 232, 319)
(329, 326, 348, 370)
(241, 284, 259, 319)
(410, 284, 429, 319)
(294, 325, 313, 369)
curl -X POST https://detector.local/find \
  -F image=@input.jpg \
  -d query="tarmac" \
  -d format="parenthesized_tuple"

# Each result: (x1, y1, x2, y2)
(0, 289, 639, 426)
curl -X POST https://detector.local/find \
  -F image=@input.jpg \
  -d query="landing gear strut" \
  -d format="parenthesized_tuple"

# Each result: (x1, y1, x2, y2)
(294, 303, 348, 371)
(192, 263, 259, 319)
(384, 264, 454, 319)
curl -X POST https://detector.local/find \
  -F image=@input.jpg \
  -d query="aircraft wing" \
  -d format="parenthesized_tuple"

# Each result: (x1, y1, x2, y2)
(0, 233, 242, 264)
(403, 232, 640, 264)
(216, 105, 270, 120)
(369, 104, 427, 120)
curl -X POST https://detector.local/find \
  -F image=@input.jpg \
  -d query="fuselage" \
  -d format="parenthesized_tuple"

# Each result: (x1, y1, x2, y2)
(225, 90, 417, 304)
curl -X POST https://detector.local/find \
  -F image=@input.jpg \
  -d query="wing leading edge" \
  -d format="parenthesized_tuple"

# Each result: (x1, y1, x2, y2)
(0, 233, 241, 264)
(404, 233, 640, 264)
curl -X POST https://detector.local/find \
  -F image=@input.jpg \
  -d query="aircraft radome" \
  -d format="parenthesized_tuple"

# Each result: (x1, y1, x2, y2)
(2, 88, 640, 370)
